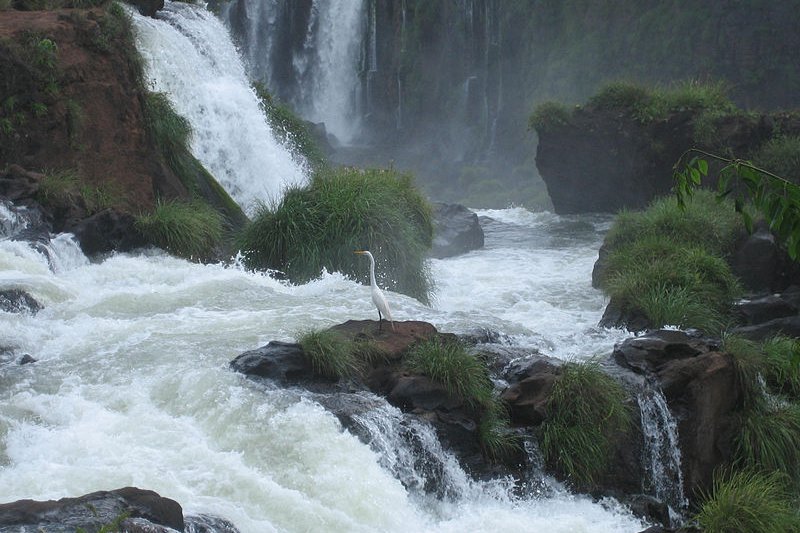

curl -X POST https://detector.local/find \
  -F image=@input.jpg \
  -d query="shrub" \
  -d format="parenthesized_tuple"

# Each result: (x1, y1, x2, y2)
(528, 101, 572, 133)
(135, 199, 223, 260)
(603, 190, 743, 255)
(238, 166, 434, 303)
(695, 469, 800, 533)
(751, 135, 800, 183)
(36, 168, 79, 206)
(540, 360, 631, 486)
(588, 81, 652, 112)
(602, 238, 741, 332)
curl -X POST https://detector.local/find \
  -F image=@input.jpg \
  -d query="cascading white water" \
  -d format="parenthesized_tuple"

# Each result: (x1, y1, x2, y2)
(219, 0, 365, 145)
(131, 2, 308, 215)
(0, 200, 648, 532)
(638, 386, 687, 518)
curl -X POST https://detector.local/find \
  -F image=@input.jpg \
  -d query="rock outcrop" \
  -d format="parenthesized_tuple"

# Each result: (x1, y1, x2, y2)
(430, 202, 484, 259)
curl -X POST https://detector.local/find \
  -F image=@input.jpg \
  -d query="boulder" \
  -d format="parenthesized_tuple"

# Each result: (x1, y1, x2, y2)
(0, 289, 43, 315)
(598, 297, 651, 333)
(229, 340, 316, 385)
(430, 202, 484, 259)
(613, 331, 741, 498)
(732, 315, 800, 341)
(126, 0, 165, 17)
(730, 229, 780, 293)
(733, 294, 797, 325)
(500, 356, 563, 425)
(70, 208, 147, 257)
(0, 487, 184, 532)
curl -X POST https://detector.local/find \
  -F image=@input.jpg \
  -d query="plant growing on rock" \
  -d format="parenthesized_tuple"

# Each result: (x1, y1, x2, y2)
(406, 337, 518, 460)
(134, 199, 223, 260)
(238, 166, 434, 303)
(695, 469, 800, 533)
(297, 329, 384, 380)
(539, 360, 631, 487)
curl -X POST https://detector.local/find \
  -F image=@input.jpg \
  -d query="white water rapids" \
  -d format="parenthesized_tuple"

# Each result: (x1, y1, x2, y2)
(0, 2, 652, 531)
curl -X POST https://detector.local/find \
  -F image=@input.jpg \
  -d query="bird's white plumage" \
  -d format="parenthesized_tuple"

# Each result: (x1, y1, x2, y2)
(355, 250, 394, 330)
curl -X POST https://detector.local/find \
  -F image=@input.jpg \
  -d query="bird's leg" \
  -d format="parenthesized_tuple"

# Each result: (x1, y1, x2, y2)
(378, 310, 383, 331)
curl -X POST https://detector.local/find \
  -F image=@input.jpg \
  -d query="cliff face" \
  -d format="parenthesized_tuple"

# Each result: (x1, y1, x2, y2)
(0, 6, 186, 213)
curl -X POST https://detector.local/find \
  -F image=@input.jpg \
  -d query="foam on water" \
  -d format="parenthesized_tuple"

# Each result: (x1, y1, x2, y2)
(0, 209, 646, 532)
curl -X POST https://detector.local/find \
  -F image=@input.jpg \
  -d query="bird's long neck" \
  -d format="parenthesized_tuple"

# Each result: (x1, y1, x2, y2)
(368, 253, 377, 288)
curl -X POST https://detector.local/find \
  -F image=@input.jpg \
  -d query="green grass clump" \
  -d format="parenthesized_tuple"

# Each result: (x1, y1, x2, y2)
(253, 82, 326, 170)
(406, 337, 518, 459)
(751, 135, 800, 183)
(528, 101, 573, 133)
(540, 360, 631, 486)
(238, 166, 434, 303)
(599, 191, 743, 332)
(135, 199, 223, 260)
(735, 404, 800, 486)
(695, 469, 800, 533)
(297, 329, 385, 379)
(762, 335, 800, 399)
(405, 337, 494, 407)
(603, 190, 743, 254)
(588, 80, 734, 127)
(36, 168, 78, 205)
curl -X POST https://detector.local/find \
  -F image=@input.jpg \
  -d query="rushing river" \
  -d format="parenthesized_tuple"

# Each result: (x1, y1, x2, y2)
(0, 204, 644, 532)
(0, 2, 647, 530)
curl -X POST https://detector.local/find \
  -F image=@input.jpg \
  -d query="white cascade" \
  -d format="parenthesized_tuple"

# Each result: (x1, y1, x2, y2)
(638, 386, 688, 519)
(131, 2, 308, 215)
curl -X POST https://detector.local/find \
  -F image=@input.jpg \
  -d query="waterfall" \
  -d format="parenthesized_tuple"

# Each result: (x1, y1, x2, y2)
(131, 2, 308, 215)
(218, 0, 366, 145)
(638, 386, 688, 518)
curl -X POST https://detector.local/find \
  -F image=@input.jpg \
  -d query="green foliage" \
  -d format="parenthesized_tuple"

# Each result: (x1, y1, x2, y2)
(762, 335, 800, 399)
(238, 166, 434, 303)
(298, 329, 365, 379)
(723, 334, 770, 408)
(588, 80, 734, 128)
(405, 337, 494, 407)
(695, 469, 800, 533)
(406, 337, 518, 459)
(604, 190, 743, 255)
(675, 149, 800, 259)
(253, 82, 326, 170)
(528, 101, 572, 133)
(35, 168, 79, 206)
(735, 404, 800, 487)
(540, 360, 631, 486)
(142, 92, 193, 188)
(751, 136, 800, 183)
(135, 200, 223, 260)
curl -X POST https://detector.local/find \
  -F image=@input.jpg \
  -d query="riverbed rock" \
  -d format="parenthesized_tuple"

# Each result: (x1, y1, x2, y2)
(71, 208, 147, 257)
(613, 330, 741, 498)
(430, 202, 485, 258)
(126, 0, 165, 17)
(500, 356, 563, 425)
(0, 487, 184, 532)
(0, 289, 42, 315)
(229, 340, 317, 385)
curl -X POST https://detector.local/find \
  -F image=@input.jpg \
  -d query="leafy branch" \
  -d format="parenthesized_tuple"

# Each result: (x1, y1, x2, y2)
(674, 148, 800, 259)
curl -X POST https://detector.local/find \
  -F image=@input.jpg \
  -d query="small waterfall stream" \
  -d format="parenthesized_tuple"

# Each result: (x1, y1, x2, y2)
(637, 386, 687, 519)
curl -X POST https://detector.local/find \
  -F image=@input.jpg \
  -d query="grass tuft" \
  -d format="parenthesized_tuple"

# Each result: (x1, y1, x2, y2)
(135, 199, 223, 260)
(405, 337, 493, 407)
(751, 135, 800, 183)
(238, 166, 434, 303)
(528, 101, 573, 133)
(297, 329, 386, 379)
(735, 404, 800, 487)
(695, 469, 800, 533)
(762, 335, 800, 399)
(540, 360, 631, 486)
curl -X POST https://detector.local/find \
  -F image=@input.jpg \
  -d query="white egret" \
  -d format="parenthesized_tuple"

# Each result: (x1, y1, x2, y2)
(354, 250, 395, 331)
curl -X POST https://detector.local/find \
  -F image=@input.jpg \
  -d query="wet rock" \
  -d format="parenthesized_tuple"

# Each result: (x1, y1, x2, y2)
(430, 202, 484, 259)
(70, 208, 147, 257)
(614, 331, 741, 498)
(733, 294, 797, 325)
(624, 494, 671, 529)
(731, 315, 800, 341)
(185, 514, 241, 532)
(126, 0, 165, 17)
(329, 319, 440, 363)
(500, 356, 563, 425)
(0, 487, 184, 532)
(229, 340, 316, 385)
(18, 354, 36, 365)
(731, 229, 780, 293)
(598, 297, 651, 333)
(0, 165, 41, 204)
(0, 289, 42, 315)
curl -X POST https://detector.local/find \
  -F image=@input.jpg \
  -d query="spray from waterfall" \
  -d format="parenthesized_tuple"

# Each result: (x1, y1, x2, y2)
(131, 2, 308, 215)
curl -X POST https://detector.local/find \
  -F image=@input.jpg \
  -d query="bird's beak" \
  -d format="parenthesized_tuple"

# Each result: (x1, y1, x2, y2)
(354, 250, 365, 255)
